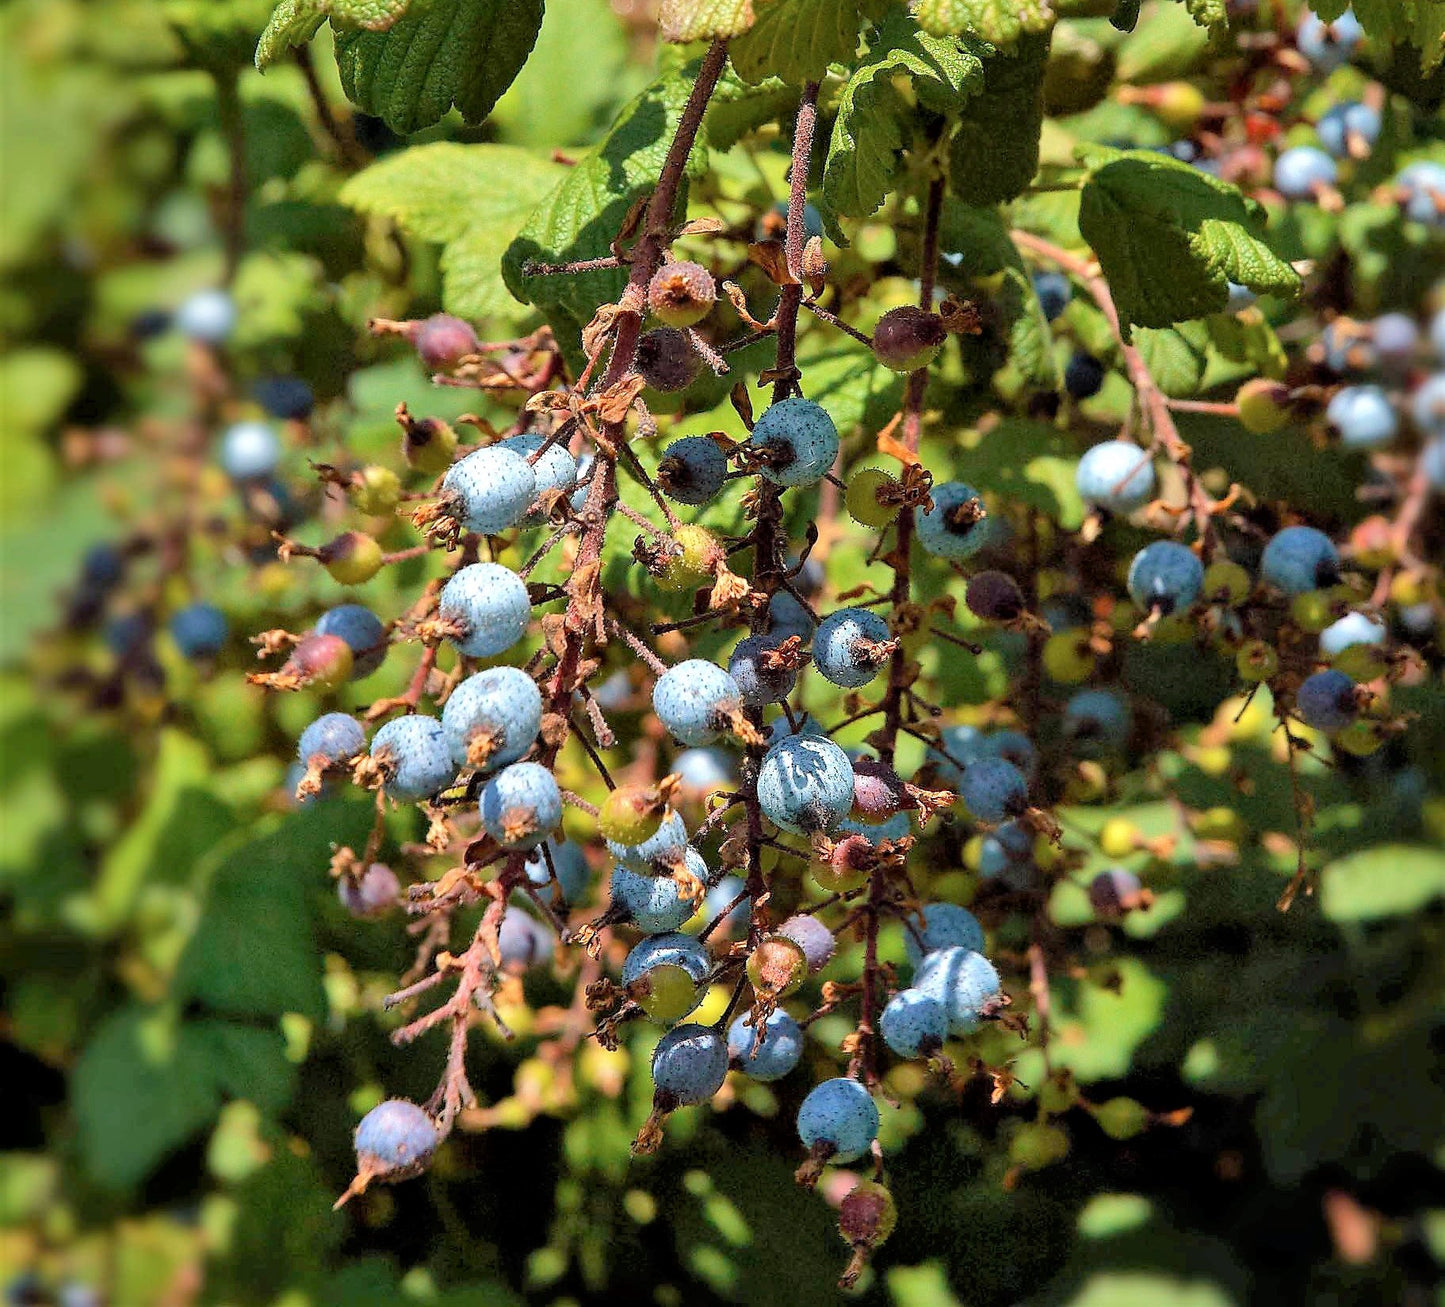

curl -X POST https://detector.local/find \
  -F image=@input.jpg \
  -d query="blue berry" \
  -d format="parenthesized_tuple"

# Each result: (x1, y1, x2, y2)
(1372, 313, 1419, 368)
(914, 946, 1003, 1034)
(766, 710, 825, 747)
(523, 838, 590, 904)
(607, 810, 689, 873)
(1064, 351, 1106, 399)
(569, 453, 595, 514)
(915, 481, 988, 560)
(757, 735, 856, 835)
(673, 746, 735, 793)
(298, 712, 365, 765)
(371, 715, 457, 801)
(1273, 146, 1338, 200)
(1411, 373, 1445, 439)
(1326, 385, 1397, 449)
(881, 989, 948, 1058)
(1032, 271, 1071, 321)
(1296, 669, 1358, 733)
(1127, 540, 1204, 615)
(927, 723, 987, 787)
(169, 602, 228, 657)
(497, 908, 555, 969)
(903, 902, 985, 967)
(747, 398, 839, 487)
(315, 604, 388, 679)
(354, 1099, 439, 1179)
(959, 758, 1029, 822)
(175, 288, 237, 343)
(978, 820, 1034, 880)
(813, 607, 893, 688)
(658, 436, 729, 505)
(653, 659, 744, 746)
(1317, 102, 1381, 159)
(763, 199, 825, 241)
(1320, 612, 1386, 657)
(501, 432, 579, 521)
(796, 1078, 878, 1164)
(981, 729, 1038, 782)
(766, 590, 816, 641)
(611, 849, 707, 932)
(729, 634, 797, 705)
(105, 610, 152, 656)
(1297, 8, 1362, 71)
(835, 811, 912, 842)
(220, 420, 281, 480)
(1260, 525, 1340, 594)
(81, 543, 125, 590)
(442, 667, 542, 772)
(440, 446, 537, 535)
(438, 562, 531, 659)
(480, 761, 561, 849)
(1062, 688, 1132, 750)
(728, 1009, 804, 1081)
(623, 932, 711, 1024)
(1076, 440, 1156, 513)
(651, 1023, 729, 1105)
(255, 375, 315, 420)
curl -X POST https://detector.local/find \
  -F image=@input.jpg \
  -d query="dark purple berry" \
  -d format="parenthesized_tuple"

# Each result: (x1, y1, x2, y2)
(636, 327, 701, 392)
(966, 570, 1026, 622)
(872, 306, 946, 372)
(1065, 351, 1106, 399)
(412, 314, 480, 371)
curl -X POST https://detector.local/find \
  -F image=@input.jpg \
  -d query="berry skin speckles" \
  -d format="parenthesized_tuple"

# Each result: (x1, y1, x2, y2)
(1127, 541, 1204, 615)
(440, 667, 541, 772)
(758, 735, 857, 836)
(438, 562, 531, 659)
(657, 435, 729, 506)
(747, 399, 839, 487)
(1260, 526, 1341, 595)
(959, 758, 1029, 823)
(636, 327, 701, 392)
(500, 433, 579, 522)
(728, 634, 798, 706)
(728, 1008, 804, 1081)
(797, 1077, 878, 1164)
(480, 762, 562, 849)
(1076, 440, 1156, 513)
(298, 712, 366, 767)
(903, 902, 985, 967)
(370, 715, 457, 802)
(915, 482, 988, 560)
(880, 989, 948, 1058)
(623, 932, 711, 1025)
(315, 604, 388, 679)
(352, 1099, 439, 1189)
(650, 1023, 729, 1105)
(813, 607, 893, 688)
(653, 659, 745, 746)
(440, 446, 537, 536)
(610, 852, 704, 932)
(914, 946, 1004, 1034)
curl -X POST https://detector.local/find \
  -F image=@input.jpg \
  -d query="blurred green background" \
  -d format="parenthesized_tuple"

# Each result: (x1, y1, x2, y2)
(4, 1, 1445, 1305)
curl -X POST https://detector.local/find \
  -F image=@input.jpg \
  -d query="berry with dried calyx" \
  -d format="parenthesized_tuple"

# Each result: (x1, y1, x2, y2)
(637, 326, 701, 392)
(872, 306, 946, 372)
(647, 260, 716, 329)
(412, 313, 480, 371)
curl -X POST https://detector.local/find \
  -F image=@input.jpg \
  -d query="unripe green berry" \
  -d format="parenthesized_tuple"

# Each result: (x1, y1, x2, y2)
(746, 935, 807, 998)
(1236, 639, 1279, 682)
(599, 784, 668, 846)
(353, 465, 402, 517)
(1236, 378, 1291, 435)
(402, 416, 458, 475)
(845, 468, 899, 528)
(1202, 560, 1251, 606)
(637, 963, 700, 1024)
(322, 532, 384, 586)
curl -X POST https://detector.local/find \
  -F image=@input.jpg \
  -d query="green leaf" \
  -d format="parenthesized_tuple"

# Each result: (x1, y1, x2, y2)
(730, 0, 862, 85)
(73, 1006, 296, 1189)
(340, 143, 565, 321)
(659, 0, 756, 42)
(1133, 321, 1210, 396)
(174, 801, 376, 1019)
(821, 11, 985, 234)
(947, 32, 1050, 205)
(705, 69, 802, 149)
(256, 0, 432, 69)
(334, 0, 545, 133)
(912, 0, 1054, 48)
(1321, 845, 1445, 922)
(503, 64, 711, 338)
(1336, 0, 1445, 74)
(1076, 145, 1299, 335)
